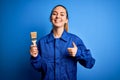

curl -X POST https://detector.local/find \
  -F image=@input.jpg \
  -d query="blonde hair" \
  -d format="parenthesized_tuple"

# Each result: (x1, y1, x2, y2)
(64, 23, 68, 32)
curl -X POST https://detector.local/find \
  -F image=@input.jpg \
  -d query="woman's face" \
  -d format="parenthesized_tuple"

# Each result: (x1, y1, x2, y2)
(51, 6, 68, 28)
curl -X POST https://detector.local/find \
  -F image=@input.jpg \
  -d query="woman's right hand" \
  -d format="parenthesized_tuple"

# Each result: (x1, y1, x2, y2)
(30, 45, 38, 57)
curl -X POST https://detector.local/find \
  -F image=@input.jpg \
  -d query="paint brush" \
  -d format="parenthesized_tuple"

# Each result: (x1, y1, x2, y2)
(30, 32, 37, 46)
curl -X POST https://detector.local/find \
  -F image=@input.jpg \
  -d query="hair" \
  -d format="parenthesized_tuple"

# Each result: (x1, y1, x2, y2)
(50, 5, 69, 32)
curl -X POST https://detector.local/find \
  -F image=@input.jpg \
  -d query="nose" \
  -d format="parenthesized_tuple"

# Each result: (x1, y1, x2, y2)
(56, 14, 60, 18)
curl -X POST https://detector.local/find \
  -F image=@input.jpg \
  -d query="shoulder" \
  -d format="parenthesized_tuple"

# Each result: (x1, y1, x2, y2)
(37, 33, 50, 43)
(68, 32, 82, 41)
(67, 32, 83, 44)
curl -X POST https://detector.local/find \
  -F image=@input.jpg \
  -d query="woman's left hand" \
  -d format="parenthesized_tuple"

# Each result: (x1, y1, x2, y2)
(67, 42, 78, 57)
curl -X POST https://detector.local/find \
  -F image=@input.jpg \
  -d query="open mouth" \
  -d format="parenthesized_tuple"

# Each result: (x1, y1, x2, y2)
(55, 19, 62, 23)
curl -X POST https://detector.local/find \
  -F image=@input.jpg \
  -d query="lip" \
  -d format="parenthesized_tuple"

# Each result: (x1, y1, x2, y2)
(55, 19, 61, 23)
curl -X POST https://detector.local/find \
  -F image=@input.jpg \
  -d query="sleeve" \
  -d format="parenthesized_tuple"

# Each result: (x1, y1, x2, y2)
(75, 38, 95, 69)
(30, 40, 47, 72)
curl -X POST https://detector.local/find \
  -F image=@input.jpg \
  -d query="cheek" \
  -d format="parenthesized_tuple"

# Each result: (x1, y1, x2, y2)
(51, 15, 56, 19)
(62, 16, 67, 20)
(62, 18, 68, 22)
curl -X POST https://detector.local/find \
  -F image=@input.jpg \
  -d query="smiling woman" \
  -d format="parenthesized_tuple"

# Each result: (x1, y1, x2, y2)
(50, 5, 68, 31)
(30, 5, 95, 80)
(50, 5, 68, 33)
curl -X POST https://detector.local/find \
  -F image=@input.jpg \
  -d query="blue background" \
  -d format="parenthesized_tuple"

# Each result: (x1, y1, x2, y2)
(0, 0, 120, 80)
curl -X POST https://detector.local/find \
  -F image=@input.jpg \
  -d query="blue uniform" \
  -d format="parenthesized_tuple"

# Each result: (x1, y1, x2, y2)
(31, 30, 95, 80)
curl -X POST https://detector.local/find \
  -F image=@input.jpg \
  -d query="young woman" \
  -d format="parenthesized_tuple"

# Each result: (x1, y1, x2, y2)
(30, 5, 95, 80)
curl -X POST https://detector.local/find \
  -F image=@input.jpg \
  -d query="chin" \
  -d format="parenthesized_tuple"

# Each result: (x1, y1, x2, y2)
(54, 24, 63, 28)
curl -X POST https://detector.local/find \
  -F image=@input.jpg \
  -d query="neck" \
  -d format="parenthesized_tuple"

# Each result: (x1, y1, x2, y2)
(53, 27, 64, 38)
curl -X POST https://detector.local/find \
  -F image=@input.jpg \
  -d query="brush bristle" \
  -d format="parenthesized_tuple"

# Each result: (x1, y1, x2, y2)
(30, 32, 37, 39)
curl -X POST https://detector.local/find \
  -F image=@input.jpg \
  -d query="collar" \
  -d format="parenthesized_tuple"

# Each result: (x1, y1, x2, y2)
(47, 30, 69, 43)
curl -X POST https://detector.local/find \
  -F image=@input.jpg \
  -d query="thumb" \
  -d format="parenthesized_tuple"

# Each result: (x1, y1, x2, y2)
(72, 42, 77, 48)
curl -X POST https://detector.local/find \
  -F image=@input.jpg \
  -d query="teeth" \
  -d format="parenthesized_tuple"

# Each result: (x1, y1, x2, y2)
(55, 20, 61, 23)
(56, 21, 60, 22)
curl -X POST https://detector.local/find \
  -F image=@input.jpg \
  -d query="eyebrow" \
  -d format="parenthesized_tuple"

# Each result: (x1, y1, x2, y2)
(53, 11, 65, 14)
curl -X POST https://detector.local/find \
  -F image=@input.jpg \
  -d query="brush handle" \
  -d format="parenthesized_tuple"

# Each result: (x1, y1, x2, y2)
(32, 40, 37, 46)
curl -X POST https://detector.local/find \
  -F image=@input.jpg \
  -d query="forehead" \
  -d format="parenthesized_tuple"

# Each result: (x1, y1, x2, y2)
(53, 6, 66, 13)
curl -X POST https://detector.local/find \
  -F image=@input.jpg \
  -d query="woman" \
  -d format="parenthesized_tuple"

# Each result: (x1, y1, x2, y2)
(30, 5, 95, 80)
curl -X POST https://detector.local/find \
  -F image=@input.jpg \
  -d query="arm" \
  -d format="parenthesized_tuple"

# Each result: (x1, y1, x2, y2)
(75, 40, 95, 69)
(30, 40, 46, 72)
(67, 35, 95, 69)
(30, 54, 43, 71)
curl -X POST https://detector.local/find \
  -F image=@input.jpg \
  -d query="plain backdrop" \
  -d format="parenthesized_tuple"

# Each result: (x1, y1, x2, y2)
(0, 0, 120, 80)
